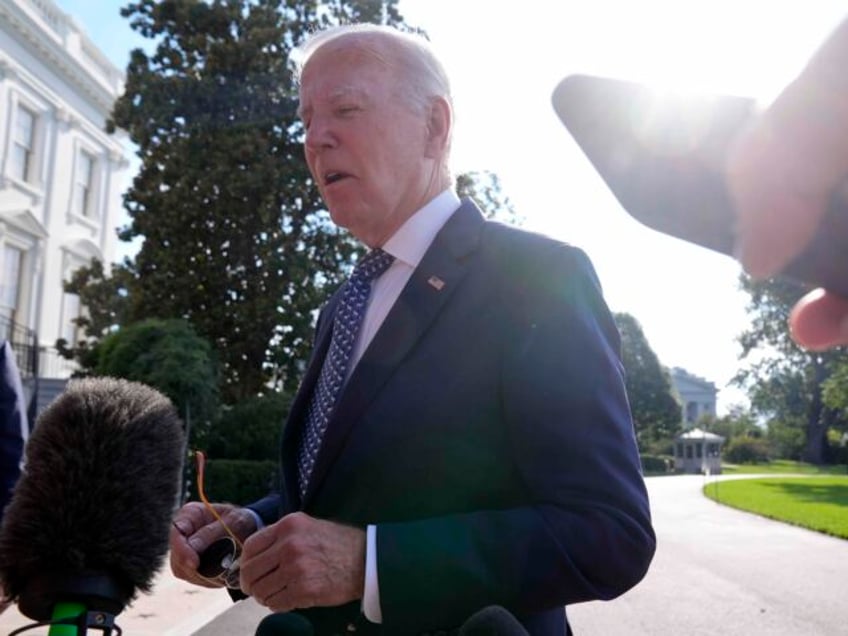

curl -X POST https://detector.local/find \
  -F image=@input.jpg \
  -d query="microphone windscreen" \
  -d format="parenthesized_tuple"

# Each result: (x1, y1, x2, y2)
(255, 611, 315, 636)
(458, 605, 530, 635)
(0, 377, 185, 619)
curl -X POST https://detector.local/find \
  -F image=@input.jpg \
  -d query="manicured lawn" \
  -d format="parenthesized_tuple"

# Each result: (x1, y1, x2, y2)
(703, 475, 848, 540)
(721, 460, 847, 475)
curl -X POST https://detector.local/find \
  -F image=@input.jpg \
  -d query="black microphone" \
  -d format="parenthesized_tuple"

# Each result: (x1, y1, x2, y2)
(458, 605, 530, 636)
(254, 611, 315, 636)
(0, 377, 185, 634)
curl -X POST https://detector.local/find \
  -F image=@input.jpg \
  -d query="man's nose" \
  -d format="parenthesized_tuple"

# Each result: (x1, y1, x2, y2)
(304, 117, 336, 152)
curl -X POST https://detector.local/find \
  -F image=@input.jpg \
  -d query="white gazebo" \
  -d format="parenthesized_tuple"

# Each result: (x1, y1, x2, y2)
(674, 428, 725, 474)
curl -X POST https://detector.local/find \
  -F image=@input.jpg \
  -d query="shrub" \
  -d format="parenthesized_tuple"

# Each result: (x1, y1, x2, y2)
(766, 420, 805, 460)
(641, 454, 673, 475)
(205, 392, 291, 461)
(724, 436, 770, 464)
(188, 458, 279, 506)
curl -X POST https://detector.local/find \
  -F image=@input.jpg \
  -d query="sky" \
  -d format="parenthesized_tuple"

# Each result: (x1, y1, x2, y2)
(53, 0, 847, 414)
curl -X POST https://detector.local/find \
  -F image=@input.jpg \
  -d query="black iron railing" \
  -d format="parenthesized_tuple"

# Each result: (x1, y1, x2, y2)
(0, 315, 38, 380)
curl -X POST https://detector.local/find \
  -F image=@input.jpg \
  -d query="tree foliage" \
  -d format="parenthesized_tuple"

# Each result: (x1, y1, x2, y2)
(823, 362, 848, 418)
(700, 407, 760, 441)
(613, 312, 681, 453)
(734, 275, 848, 464)
(456, 171, 522, 225)
(58, 258, 133, 370)
(94, 318, 219, 432)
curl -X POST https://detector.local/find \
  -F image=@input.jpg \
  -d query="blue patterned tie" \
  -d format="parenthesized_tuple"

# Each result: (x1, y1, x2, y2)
(297, 248, 395, 498)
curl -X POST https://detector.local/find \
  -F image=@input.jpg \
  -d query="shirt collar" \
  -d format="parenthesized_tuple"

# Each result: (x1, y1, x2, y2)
(382, 189, 461, 268)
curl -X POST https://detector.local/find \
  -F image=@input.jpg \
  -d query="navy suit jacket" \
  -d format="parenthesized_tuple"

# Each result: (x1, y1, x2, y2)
(0, 341, 27, 520)
(250, 199, 655, 635)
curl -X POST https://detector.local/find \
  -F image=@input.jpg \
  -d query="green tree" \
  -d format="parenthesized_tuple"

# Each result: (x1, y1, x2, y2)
(823, 362, 848, 418)
(94, 318, 219, 443)
(57, 258, 133, 370)
(766, 419, 806, 460)
(613, 312, 682, 453)
(735, 275, 848, 464)
(701, 406, 759, 440)
(456, 171, 522, 225)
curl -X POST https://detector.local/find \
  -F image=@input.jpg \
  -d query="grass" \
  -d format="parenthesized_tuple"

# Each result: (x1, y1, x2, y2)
(703, 475, 848, 540)
(721, 459, 847, 475)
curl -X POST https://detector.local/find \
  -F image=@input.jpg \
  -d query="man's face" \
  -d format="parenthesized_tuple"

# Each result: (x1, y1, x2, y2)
(299, 39, 437, 246)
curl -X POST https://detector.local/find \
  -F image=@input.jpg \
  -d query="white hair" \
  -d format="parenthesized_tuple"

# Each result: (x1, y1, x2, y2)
(291, 23, 453, 117)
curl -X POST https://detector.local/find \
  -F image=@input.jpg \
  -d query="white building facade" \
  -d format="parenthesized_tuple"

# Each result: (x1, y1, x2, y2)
(670, 366, 718, 428)
(0, 0, 127, 392)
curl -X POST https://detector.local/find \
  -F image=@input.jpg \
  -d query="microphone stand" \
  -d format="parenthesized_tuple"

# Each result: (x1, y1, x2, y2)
(9, 572, 129, 635)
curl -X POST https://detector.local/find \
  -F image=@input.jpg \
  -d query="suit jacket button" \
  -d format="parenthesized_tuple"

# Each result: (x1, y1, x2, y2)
(345, 622, 357, 632)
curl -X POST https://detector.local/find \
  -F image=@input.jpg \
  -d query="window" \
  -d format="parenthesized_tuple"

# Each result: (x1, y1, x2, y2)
(61, 292, 81, 346)
(73, 150, 95, 217)
(685, 445, 693, 459)
(686, 401, 698, 423)
(10, 106, 36, 182)
(696, 444, 703, 459)
(0, 245, 24, 322)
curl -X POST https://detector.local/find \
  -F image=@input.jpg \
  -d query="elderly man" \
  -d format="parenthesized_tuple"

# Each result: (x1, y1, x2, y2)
(170, 24, 655, 636)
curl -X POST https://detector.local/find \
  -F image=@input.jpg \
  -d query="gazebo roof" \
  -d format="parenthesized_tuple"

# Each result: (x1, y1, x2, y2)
(675, 427, 725, 442)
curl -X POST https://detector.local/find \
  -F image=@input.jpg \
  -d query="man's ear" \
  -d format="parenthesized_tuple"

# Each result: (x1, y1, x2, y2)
(425, 96, 452, 159)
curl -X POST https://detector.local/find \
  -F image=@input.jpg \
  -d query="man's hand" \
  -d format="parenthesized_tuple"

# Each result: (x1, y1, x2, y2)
(727, 19, 848, 279)
(726, 17, 848, 351)
(239, 512, 366, 612)
(170, 501, 258, 588)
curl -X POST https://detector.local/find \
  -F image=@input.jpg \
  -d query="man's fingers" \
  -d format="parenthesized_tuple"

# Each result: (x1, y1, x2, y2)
(789, 289, 848, 349)
(171, 501, 210, 538)
(727, 118, 829, 279)
(169, 501, 248, 588)
(239, 525, 284, 597)
(170, 521, 223, 588)
(242, 522, 279, 560)
(177, 503, 243, 555)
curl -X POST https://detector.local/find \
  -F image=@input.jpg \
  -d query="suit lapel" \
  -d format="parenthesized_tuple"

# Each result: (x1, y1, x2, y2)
(301, 200, 486, 506)
(281, 291, 340, 509)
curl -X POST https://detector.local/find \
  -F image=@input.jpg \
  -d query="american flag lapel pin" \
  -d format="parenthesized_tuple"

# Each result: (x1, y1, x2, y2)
(427, 275, 446, 291)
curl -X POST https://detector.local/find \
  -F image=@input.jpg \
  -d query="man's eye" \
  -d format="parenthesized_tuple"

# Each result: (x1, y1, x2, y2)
(337, 106, 359, 116)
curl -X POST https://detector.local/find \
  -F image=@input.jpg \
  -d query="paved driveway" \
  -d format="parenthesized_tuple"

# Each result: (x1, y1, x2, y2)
(568, 474, 848, 635)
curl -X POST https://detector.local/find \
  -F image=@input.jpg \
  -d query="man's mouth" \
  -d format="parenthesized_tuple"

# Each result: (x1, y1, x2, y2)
(324, 171, 351, 185)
